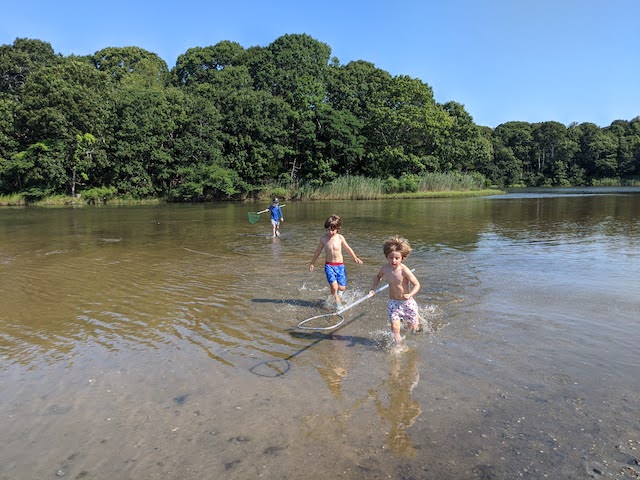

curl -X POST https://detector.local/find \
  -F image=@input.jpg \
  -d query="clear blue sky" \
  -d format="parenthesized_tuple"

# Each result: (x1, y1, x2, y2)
(2, 0, 638, 128)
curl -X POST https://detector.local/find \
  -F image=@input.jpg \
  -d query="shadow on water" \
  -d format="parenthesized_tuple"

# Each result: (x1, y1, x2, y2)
(252, 298, 322, 308)
(249, 313, 369, 378)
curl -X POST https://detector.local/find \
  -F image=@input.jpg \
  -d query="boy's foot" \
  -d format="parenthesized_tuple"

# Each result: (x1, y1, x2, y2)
(276, 231, 280, 236)
(324, 296, 341, 309)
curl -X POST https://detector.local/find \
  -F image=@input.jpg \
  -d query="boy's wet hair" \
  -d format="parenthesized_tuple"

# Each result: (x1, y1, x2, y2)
(324, 214, 342, 231)
(383, 235, 412, 258)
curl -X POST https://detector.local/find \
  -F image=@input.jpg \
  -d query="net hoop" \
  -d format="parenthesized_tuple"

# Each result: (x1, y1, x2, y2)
(297, 312, 344, 330)
(248, 212, 262, 224)
(296, 269, 415, 331)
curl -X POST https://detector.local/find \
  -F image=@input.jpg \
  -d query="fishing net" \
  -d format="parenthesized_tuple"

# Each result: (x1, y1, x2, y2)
(248, 212, 262, 224)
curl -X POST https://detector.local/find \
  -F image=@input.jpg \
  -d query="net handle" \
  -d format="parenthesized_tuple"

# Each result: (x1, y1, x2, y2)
(335, 268, 415, 315)
(255, 204, 286, 214)
(247, 204, 286, 223)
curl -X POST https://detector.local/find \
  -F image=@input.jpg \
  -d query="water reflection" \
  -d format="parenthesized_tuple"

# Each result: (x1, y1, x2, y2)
(370, 348, 422, 456)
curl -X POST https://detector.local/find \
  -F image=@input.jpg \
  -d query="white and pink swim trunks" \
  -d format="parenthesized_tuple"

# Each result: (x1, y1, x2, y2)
(387, 297, 419, 327)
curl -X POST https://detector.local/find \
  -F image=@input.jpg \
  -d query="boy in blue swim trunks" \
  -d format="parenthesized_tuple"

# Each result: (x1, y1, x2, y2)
(369, 235, 421, 345)
(309, 214, 363, 306)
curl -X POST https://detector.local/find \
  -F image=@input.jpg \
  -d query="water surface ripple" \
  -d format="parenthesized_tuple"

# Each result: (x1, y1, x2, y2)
(1, 191, 639, 479)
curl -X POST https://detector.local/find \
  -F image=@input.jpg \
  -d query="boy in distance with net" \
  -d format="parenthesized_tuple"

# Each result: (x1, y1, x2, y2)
(268, 198, 284, 237)
(369, 235, 422, 346)
(309, 214, 363, 306)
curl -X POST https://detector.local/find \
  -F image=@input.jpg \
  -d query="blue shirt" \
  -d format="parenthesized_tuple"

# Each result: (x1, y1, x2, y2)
(268, 205, 282, 221)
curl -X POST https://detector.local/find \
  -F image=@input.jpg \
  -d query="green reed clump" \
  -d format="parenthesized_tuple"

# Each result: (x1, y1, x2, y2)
(296, 176, 385, 200)
(251, 172, 492, 202)
(418, 172, 486, 191)
(0, 194, 25, 206)
(591, 177, 640, 187)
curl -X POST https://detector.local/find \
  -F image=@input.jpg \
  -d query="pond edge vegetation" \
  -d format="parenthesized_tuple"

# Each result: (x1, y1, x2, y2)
(1, 173, 505, 206)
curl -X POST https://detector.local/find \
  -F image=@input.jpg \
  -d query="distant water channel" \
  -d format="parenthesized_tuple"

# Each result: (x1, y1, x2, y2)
(1, 188, 639, 479)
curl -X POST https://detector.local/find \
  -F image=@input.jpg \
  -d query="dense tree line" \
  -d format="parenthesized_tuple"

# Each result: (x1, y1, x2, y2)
(1, 36, 639, 201)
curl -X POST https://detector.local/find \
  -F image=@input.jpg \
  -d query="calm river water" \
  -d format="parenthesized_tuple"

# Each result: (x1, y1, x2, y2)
(1, 188, 639, 479)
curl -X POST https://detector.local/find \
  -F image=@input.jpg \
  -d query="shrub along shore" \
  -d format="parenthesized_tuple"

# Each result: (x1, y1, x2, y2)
(0, 173, 507, 206)
(6, 168, 638, 207)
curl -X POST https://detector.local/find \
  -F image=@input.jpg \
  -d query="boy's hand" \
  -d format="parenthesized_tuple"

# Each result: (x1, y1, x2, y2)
(368, 290, 375, 297)
(309, 264, 314, 272)
(354, 257, 363, 265)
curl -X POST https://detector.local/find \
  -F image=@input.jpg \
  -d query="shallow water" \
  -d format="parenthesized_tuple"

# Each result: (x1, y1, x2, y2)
(1, 189, 639, 479)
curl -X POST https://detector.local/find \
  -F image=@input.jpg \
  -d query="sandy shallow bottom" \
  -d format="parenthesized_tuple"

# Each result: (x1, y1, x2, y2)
(3, 298, 639, 480)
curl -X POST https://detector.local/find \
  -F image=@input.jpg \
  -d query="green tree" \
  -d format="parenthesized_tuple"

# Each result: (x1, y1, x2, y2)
(267, 34, 331, 109)
(14, 58, 113, 194)
(438, 101, 492, 173)
(1, 141, 66, 197)
(105, 86, 185, 196)
(0, 38, 58, 94)
(531, 121, 567, 179)
(492, 122, 536, 184)
(0, 97, 18, 168)
(91, 46, 169, 88)
(70, 133, 97, 196)
(315, 104, 365, 177)
(173, 41, 245, 87)
(365, 74, 450, 177)
(575, 123, 619, 180)
(327, 60, 392, 175)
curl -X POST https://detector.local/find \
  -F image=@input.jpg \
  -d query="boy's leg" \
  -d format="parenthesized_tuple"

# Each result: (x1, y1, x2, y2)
(405, 298, 420, 333)
(329, 281, 342, 304)
(336, 265, 347, 298)
(325, 264, 344, 305)
(390, 319, 402, 344)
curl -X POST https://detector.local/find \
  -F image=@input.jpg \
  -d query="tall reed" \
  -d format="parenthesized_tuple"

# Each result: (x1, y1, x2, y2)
(418, 172, 485, 191)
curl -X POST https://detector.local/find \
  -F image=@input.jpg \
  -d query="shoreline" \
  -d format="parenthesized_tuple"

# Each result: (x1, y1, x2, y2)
(0, 189, 504, 207)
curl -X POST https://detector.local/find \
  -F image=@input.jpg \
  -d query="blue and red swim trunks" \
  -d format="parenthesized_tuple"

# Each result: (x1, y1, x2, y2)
(324, 262, 346, 286)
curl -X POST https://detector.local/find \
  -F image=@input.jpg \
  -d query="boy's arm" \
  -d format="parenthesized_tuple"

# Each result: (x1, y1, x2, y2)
(369, 269, 384, 296)
(402, 266, 420, 299)
(341, 237, 363, 265)
(309, 240, 325, 271)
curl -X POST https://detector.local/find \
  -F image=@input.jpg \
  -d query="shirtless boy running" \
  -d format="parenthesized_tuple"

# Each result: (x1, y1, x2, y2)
(369, 235, 421, 345)
(309, 214, 363, 306)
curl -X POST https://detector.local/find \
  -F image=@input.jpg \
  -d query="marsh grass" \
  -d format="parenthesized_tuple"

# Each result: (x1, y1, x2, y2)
(0, 194, 25, 206)
(418, 172, 485, 191)
(296, 176, 386, 200)
(2, 172, 500, 207)
(279, 173, 496, 200)
(0, 194, 162, 207)
(591, 177, 640, 187)
(384, 189, 501, 199)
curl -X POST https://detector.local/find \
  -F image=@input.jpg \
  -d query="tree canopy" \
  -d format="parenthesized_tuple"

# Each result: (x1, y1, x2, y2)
(0, 36, 638, 200)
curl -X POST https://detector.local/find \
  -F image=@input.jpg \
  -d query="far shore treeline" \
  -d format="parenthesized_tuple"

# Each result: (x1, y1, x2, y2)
(1, 35, 639, 204)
